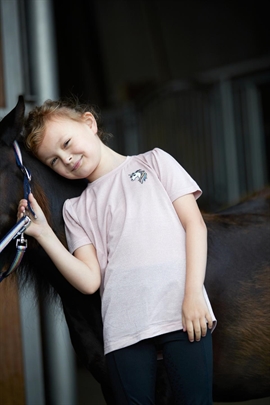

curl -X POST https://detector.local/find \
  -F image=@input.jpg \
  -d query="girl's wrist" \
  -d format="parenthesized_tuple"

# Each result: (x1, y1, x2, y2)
(184, 284, 204, 297)
(35, 223, 54, 243)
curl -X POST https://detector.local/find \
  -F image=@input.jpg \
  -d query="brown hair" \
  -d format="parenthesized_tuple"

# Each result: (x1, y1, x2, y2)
(24, 98, 111, 155)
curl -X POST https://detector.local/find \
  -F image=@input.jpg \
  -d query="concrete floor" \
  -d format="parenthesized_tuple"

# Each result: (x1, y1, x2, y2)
(77, 367, 270, 405)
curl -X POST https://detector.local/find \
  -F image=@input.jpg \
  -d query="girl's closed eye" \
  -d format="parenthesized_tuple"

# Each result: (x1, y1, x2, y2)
(64, 139, 71, 148)
(51, 157, 58, 166)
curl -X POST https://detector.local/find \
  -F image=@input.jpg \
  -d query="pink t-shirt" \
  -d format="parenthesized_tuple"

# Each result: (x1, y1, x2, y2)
(63, 148, 216, 354)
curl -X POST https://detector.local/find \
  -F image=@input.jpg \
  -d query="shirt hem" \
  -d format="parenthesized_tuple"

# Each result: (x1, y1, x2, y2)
(104, 321, 183, 355)
(104, 317, 217, 355)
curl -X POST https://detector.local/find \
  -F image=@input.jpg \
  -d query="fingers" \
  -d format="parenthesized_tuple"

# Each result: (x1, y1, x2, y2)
(183, 314, 211, 343)
(201, 310, 212, 337)
(17, 199, 28, 220)
(185, 322, 202, 342)
(182, 313, 197, 342)
(195, 324, 203, 341)
(17, 194, 36, 219)
(18, 194, 38, 220)
(185, 322, 195, 342)
(182, 294, 213, 342)
(206, 311, 213, 331)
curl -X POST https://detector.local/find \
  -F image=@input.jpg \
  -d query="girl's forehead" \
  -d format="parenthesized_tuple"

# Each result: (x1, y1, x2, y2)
(46, 115, 73, 127)
(44, 116, 78, 136)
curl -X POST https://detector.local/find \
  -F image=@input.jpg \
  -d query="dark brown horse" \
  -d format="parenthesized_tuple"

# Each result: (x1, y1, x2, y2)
(1, 97, 269, 403)
(204, 191, 270, 401)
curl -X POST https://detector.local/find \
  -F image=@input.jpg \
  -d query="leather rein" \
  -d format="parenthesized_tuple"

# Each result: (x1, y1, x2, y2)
(0, 141, 35, 282)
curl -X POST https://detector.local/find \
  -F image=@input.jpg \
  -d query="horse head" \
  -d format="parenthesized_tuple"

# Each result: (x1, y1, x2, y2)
(0, 97, 26, 273)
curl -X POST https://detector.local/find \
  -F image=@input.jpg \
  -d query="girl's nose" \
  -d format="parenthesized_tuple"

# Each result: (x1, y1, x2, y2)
(65, 154, 73, 164)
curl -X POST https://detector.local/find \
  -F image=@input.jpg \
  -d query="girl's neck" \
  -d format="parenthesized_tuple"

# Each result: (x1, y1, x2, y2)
(88, 144, 127, 182)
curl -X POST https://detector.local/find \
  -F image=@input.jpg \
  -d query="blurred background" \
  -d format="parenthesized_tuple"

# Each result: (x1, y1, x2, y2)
(0, 0, 269, 404)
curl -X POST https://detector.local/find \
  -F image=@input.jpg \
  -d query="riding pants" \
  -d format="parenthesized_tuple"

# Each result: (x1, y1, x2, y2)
(106, 329, 213, 405)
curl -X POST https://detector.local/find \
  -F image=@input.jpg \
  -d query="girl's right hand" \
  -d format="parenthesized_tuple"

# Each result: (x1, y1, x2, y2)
(17, 193, 49, 239)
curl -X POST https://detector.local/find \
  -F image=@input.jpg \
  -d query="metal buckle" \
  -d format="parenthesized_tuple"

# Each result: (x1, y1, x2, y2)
(0, 215, 31, 253)
(13, 216, 31, 240)
(16, 234, 28, 250)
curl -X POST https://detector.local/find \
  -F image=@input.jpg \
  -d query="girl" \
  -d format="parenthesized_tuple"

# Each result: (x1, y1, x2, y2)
(18, 99, 216, 405)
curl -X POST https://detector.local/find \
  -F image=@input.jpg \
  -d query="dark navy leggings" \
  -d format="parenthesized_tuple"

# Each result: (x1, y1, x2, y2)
(106, 329, 213, 405)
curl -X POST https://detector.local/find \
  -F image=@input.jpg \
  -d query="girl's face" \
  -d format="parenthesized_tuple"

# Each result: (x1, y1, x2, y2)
(37, 113, 102, 181)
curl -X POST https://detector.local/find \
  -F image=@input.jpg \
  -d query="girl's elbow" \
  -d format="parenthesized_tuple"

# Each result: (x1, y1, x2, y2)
(81, 278, 101, 295)
(81, 284, 98, 295)
(80, 287, 97, 295)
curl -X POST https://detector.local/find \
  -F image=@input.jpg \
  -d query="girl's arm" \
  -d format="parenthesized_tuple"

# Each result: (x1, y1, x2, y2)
(173, 193, 213, 342)
(18, 193, 101, 294)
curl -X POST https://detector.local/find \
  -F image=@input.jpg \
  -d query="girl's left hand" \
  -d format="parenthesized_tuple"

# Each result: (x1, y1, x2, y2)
(17, 193, 50, 239)
(182, 291, 213, 342)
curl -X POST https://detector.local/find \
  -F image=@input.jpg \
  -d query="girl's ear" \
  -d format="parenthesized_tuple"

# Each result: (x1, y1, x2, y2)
(82, 112, 98, 134)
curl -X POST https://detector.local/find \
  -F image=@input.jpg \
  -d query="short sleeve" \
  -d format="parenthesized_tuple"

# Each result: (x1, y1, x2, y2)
(147, 148, 202, 202)
(63, 199, 92, 254)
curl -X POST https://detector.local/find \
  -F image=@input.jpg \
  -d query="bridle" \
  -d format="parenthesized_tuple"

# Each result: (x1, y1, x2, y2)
(0, 141, 35, 282)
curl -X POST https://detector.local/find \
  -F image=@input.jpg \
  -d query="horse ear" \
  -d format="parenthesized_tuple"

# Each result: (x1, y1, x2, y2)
(0, 95, 25, 146)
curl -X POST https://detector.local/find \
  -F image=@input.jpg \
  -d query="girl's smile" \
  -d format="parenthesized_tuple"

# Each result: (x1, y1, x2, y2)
(71, 155, 83, 172)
